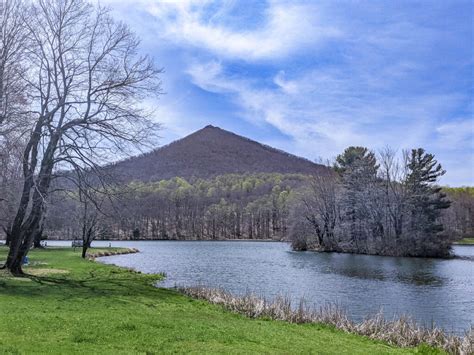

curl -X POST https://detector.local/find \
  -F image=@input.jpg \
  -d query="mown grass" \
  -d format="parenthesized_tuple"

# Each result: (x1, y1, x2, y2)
(454, 238, 474, 245)
(0, 246, 440, 354)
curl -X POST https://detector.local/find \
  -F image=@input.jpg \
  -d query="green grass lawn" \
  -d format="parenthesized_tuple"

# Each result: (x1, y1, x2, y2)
(454, 238, 474, 245)
(0, 247, 439, 354)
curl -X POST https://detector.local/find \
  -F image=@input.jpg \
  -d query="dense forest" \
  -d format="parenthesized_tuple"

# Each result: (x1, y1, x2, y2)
(45, 173, 306, 241)
(441, 187, 474, 239)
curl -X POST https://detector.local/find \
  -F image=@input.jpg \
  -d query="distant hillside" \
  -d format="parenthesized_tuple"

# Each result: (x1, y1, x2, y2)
(108, 125, 327, 182)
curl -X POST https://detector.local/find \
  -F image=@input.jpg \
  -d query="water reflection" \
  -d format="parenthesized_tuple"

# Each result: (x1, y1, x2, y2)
(287, 251, 448, 286)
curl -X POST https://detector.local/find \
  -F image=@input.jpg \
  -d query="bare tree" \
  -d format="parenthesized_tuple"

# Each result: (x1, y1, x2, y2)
(299, 169, 339, 251)
(378, 147, 410, 248)
(3, 0, 162, 274)
(0, 0, 28, 131)
(75, 176, 104, 258)
(0, 135, 23, 243)
(68, 166, 124, 258)
(0, 0, 29, 242)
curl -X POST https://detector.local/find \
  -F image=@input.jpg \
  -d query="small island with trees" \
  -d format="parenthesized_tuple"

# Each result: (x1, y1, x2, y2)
(291, 147, 453, 258)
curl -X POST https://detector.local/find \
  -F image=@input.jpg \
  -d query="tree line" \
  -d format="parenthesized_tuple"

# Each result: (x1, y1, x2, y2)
(441, 187, 474, 240)
(45, 174, 304, 241)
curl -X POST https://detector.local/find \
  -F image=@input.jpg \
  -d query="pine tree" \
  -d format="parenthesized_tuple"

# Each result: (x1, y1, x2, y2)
(335, 147, 380, 253)
(404, 148, 451, 256)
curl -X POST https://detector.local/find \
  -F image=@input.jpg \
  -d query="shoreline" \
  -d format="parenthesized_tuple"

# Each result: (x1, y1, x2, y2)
(180, 286, 472, 354)
(9, 238, 285, 243)
(0, 246, 424, 354)
(1, 238, 472, 246)
(86, 247, 140, 259)
(453, 238, 474, 246)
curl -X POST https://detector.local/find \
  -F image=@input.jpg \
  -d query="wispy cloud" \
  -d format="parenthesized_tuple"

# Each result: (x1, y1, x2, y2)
(187, 60, 465, 160)
(141, 0, 341, 61)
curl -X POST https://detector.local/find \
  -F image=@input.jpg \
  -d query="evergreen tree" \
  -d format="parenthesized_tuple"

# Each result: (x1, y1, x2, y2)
(335, 147, 380, 253)
(404, 148, 451, 256)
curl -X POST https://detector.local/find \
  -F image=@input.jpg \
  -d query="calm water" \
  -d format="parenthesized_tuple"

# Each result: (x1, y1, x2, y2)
(50, 240, 473, 333)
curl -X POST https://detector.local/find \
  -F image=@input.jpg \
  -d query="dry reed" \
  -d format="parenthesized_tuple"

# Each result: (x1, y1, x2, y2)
(86, 248, 139, 259)
(180, 286, 473, 354)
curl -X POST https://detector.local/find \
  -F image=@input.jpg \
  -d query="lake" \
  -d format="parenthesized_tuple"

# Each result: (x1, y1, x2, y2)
(49, 240, 473, 333)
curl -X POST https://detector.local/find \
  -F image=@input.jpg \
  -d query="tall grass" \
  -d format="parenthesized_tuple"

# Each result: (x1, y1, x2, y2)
(180, 286, 473, 354)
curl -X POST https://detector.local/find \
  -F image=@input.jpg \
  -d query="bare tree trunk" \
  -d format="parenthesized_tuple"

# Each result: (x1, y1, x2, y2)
(6, 196, 47, 274)
(81, 244, 88, 259)
(6, 134, 55, 274)
(33, 222, 45, 249)
(81, 237, 91, 259)
(3, 226, 11, 246)
(6, 204, 44, 274)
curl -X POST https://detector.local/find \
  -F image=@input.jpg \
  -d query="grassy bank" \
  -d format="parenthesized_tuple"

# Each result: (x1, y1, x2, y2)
(453, 238, 474, 245)
(0, 247, 438, 354)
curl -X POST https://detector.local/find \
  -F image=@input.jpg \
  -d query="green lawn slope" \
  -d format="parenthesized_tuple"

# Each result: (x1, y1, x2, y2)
(0, 247, 438, 354)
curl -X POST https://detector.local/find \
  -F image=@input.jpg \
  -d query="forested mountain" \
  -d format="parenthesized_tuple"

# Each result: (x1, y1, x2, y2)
(106, 125, 327, 182)
(44, 127, 329, 241)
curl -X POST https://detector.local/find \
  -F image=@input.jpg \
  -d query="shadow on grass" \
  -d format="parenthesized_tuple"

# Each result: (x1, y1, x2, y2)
(0, 264, 177, 308)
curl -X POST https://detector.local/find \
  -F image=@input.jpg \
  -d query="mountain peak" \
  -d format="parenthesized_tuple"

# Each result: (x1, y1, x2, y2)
(110, 126, 327, 182)
(202, 124, 217, 129)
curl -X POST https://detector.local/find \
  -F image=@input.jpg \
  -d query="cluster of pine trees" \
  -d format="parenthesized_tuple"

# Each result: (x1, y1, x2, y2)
(290, 147, 454, 257)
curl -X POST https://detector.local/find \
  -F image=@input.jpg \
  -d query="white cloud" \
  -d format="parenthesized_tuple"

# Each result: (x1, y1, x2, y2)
(187, 61, 363, 156)
(436, 120, 474, 148)
(274, 71, 299, 95)
(139, 1, 341, 61)
(186, 58, 470, 175)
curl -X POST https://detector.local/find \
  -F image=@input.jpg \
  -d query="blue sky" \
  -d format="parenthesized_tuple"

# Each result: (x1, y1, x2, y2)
(104, 0, 473, 186)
